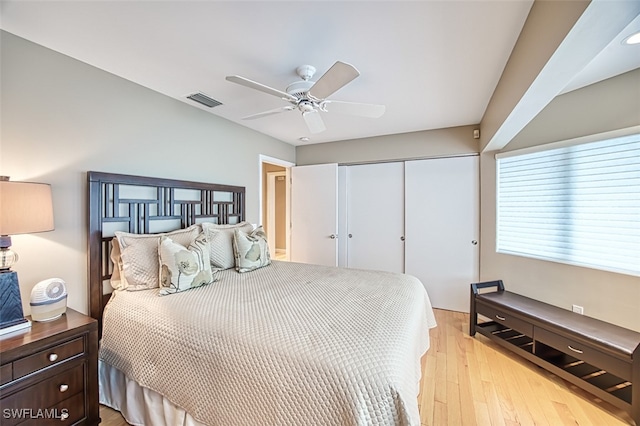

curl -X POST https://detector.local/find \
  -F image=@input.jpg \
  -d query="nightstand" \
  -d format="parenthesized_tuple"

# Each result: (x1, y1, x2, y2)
(0, 308, 99, 425)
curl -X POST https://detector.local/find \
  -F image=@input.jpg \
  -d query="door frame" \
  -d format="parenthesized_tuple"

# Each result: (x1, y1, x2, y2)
(259, 155, 294, 261)
(266, 171, 287, 257)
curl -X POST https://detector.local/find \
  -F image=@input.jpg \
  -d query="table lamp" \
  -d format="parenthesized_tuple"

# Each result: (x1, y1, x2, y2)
(0, 176, 54, 335)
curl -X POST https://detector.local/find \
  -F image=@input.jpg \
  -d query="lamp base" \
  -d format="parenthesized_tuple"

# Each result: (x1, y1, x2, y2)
(0, 270, 31, 335)
(0, 234, 18, 270)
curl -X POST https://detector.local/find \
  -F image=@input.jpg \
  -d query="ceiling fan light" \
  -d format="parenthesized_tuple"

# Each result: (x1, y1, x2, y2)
(285, 80, 314, 97)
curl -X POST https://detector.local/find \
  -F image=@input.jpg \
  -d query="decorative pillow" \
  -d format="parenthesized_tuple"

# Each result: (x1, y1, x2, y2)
(158, 233, 216, 295)
(233, 226, 271, 273)
(109, 238, 129, 291)
(115, 224, 201, 291)
(201, 221, 254, 270)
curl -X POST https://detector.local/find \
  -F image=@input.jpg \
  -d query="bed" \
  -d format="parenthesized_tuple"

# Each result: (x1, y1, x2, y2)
(88, 171, 437, 426)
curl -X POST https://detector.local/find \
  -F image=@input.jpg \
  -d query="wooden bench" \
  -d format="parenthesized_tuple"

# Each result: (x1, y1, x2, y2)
(470, 280, 639, 425)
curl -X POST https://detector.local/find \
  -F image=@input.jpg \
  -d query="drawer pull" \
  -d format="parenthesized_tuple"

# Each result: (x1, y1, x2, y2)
(568, 345, 584, 354)
(48, 353, 59, 362)
(60, 412, 69, 420)
(495, 315, 506, 321)
(59, 384, 69, 393)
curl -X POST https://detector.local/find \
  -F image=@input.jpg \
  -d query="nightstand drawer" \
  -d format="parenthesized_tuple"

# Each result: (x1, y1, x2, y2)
(1, 363, 85, 426)
(535, 327, 632, 380)
(1, 362, 12, 385)
(476, 300, 534, 337)
(19, 392, 86, 426)
(13, 337, 83, 379)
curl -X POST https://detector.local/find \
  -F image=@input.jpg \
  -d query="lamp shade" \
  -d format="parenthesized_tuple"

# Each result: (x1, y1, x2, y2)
(0, 179, 54, 235)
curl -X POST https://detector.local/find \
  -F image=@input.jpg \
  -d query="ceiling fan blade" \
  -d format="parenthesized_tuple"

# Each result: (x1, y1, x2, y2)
(226, 75, 297, 102)
(302, 110, 326, 134)
(308, 61, 360, 100)
(242, 106, 295, 120)
(322, 100, 386, 118)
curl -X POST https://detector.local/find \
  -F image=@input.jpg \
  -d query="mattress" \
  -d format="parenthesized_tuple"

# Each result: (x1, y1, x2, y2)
(99, 260, 437, 425)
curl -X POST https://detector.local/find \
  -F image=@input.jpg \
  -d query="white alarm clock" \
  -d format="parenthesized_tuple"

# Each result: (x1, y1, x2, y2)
(30, 278, 68, 322)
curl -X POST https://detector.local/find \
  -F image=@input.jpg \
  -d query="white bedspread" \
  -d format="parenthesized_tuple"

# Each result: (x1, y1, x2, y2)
(99, 261, 437, 426)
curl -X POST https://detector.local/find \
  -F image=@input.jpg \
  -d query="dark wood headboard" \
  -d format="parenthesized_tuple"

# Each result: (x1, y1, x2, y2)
(87, 171, 245, 329)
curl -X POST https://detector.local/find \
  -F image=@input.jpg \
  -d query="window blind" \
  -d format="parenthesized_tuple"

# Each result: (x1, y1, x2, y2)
(496, 133, 640, 276)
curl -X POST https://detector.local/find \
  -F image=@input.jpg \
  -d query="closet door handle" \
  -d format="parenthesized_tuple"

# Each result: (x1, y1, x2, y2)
(348, 234, 353, 238)
(400, 236, 405, 241)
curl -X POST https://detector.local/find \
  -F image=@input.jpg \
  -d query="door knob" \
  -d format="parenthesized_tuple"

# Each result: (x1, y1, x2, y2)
(329, 234, 337, 239)
(400, 236, 405, 241)
(471, 240, 478, 245)
(348, 234, 353, 238)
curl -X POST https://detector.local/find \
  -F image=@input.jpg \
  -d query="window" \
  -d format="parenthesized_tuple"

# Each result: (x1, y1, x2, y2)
(496, 133, 640, 276)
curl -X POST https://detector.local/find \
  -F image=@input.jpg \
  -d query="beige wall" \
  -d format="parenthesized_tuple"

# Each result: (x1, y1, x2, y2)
(296, 125, 479, 165)
(0, 31, 295, 316)
(480, 70, 640, 331)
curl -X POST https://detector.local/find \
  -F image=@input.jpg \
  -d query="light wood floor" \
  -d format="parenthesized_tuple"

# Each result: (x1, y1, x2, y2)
(100, 308, 634, 425)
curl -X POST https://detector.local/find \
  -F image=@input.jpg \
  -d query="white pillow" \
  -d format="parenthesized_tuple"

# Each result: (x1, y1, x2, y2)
(158, 233, 216, 295)
(115, 224, 201, 291)
(233, 226, 271, 273)
(201, 221, 254, 270)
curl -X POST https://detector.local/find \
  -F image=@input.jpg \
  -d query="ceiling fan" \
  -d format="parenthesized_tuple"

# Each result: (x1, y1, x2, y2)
(226, 61, 385, 134)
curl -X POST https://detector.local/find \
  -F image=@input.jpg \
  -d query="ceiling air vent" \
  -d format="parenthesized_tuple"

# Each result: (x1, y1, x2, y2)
(187, 92, 222, 108)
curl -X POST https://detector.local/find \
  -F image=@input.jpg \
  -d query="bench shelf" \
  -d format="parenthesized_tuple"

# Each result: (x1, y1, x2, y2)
(470, 280, 639, 425)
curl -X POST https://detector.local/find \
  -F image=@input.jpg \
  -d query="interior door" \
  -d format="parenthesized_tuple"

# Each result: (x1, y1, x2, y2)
(405, 156, 479, 313)
(346, 162, 405, 273)
(290, 164, 338, 266)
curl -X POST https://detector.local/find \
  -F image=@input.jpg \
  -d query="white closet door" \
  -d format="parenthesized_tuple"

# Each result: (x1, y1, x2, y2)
(290, 164, 338, 266)
(405, 156, 479, 313)
(347, 162, 405, 273)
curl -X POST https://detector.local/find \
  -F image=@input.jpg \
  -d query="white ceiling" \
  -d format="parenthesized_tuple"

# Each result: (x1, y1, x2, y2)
(1, 1, 638, 146)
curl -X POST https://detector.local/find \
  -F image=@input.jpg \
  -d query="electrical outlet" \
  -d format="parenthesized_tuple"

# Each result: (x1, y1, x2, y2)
(572, 304, 584, 315)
